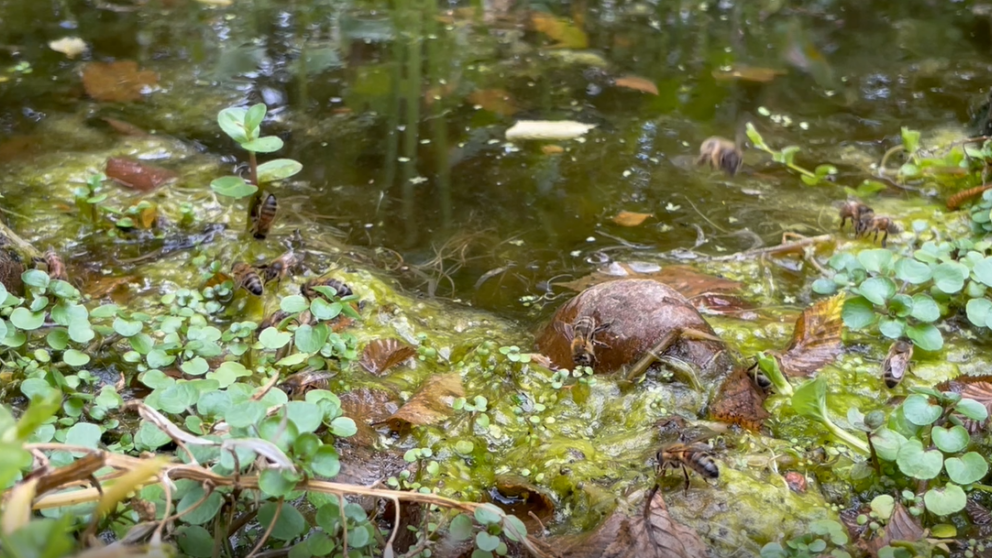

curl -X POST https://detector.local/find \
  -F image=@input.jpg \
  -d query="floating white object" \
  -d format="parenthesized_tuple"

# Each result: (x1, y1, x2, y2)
(48, 37, 88, 59)
(505, 120, 597, 141)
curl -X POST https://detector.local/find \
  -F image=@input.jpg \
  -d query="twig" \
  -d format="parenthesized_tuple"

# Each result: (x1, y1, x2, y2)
(246, 497, 281, 558)
(877, 144, 905, 176)
(384, 495, 401, 555)
(250, 371, 281, 402)
(704, 234, 834, 262)
(528, 511, 547, 536)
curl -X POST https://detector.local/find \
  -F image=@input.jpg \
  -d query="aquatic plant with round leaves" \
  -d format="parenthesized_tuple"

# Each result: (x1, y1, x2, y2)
(760, 519, 851, 558)
(745, 123, 836, 186)
(790, 376, 869, 453)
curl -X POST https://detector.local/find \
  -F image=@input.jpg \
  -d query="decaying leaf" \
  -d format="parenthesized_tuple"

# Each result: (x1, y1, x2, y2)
(612, 211, 653, 227)
(491, 475, 557, 531)
(106, 157, 177, 191)
(709, 366, 769, 431)
(360, 339, 416, 376)
(561, 490, 707, 558)
(339, 387, 399, 447)
(1, 477, 38, 535)
(938, 375, 992, 432)
(28, 452, 105, 497)
(82, 61, 159, 103)
(613, 75, 659, 95)
(48, 37, 88, 59)
(377, 373, 464, 429)
(860, 503, 923, 557)
(466, 89, 518, 116)
(555, 263, 741, 298)
(96, 457, 168, 519)
(711, 66, 787, 83)
(506, 120, 596, 141)
(689, 293, 758, 319)
(770, 294, 844, 377)
(530, 12, 589, 49)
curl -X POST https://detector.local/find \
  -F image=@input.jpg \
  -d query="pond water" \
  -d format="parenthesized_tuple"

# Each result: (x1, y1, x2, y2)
(4, 0, 992, 556)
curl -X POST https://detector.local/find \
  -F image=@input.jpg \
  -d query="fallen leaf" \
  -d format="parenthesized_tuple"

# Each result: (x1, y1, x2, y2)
(1, 477, 38, 535)
(28, 452, 106, 497)
(541, 145, 564, 155)
(561, 490, 707, 558)
(82, 61, 159, 103)
(101, 117, 149, 137)
(490, 475, 556, 532)
(377, 373, 464, 430)
(613, 75, 659, 95)
(360, 339, 416, 376)
(555, 264, 741, 298)
(769, 294, 844, 377)
(339, 387, 399, 447)
(466, 89, 518, 116)
(709, 366, 769, 431)
(612, 211, 653, 227)
(938, 375, 992, 432)
(861, 503, 923, 557)
(137, 204, 158, 229)
(105, 157, 177, 191)
(48, 37, 88, 59)
(506, 120, 597, 141)
(689, 293, 758, 319)
(83, 274, 141, 301)
(711, 66, 787, 83)
(531, 12, 588, 49)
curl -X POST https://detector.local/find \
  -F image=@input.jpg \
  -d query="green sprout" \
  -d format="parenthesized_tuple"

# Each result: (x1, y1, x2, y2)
(791, 377, 869, 454)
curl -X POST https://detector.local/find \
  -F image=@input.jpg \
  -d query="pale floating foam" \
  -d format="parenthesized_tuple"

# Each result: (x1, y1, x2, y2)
(505, 120, 597, 141)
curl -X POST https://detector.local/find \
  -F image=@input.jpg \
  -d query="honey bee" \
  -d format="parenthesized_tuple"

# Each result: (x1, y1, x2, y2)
(44, 247, 68, 282)
(280, 370, 334, 398)
(231, 262, 264, 296)
(859, 216, 900, 247)
(250, 193, 278, 240)
(837, 201, 874, 234)
(558, 316, 611, 368)
(301, 277, 353, 300)
(657, 441, 720, 492)
(258, 251, 302, 284)
(697, 137, 743, 176)
(882, 339, 913, 389)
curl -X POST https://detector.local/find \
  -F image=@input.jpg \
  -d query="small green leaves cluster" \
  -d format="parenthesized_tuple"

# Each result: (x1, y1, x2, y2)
(861, 389, 989, 517)
(968, 187, 992, 234)
(447, 504, 530, 558)
(210, 103, 302, 199)
(890, 127, 974, 187)
(745, 123, 837, 186)
(760, 519, 850, 558)
(791, 377, 869, 453)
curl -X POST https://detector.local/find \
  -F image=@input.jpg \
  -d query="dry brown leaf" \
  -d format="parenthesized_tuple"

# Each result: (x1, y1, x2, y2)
(613, 75, 659, 95)
(377, 373, 464, 429)
(101, 117, 149, 137)
(530, 12, 588, 49)
(711, 66, 787, 83)
(360, 339, 416, 376)
(466, 89, 518, 116)
(541, 145, 564, 155)
(27, 452, 105, 497)
(612, 211, 653, 227)
(106, 157, 177, 191)
(82, 61, 158, 102)
(490, 475, 556, 532)
(555, 264, 741, 298)
(339, 387, 399, 447)
(938, 375, 992, 432)
(709, 366, 769, 431)
(770, 294, 844, 377)
(562, 490, 707, 558)
(861, 503, 923, 557)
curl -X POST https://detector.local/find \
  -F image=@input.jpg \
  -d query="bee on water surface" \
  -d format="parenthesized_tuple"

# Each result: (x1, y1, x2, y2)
(258, 251, 302, 285)
(44, 247, 68, 282)
(301, 277, 353, 300)
(656, 441, 720, 493)
(837, 201, 874, 235)
(250, 193, 278, 239)
(882, 339, 913, 389)
(231, 262, 264, 296)
(697, 137, 743, 176)
(860, 216, 900, 247)
(557, 315, 611, 368)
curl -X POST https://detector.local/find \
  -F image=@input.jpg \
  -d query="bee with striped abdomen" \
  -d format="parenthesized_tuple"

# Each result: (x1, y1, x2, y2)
(250, 193, 278, 240)
(231, 262, 264, 296)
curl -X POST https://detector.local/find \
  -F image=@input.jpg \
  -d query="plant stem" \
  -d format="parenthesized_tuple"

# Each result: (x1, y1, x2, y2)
(248, 151, 259, 187)
(754, 144, 819, 179)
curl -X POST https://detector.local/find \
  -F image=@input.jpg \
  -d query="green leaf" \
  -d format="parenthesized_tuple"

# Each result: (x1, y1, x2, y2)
(113, 317, 143, 337)
(449, 514, 474, 541)
(878, 317, 905, 339)
(211, 176, 256, 201)
(502, 515, 527, 542)
(259, 468, 300, 499)
(22, 269, 50, 288)
(906, 323, 943, 351)
(888, 294, 913, 318)
(944, 452, 989, 485)
(792, 377, 826, 421)
(932, 425, 970, 454)
(225, 400, 266, 428)
(956, 398, 989, 421)
(242, 136, 284, 153)
(903, 394, 942, 425)
(65, 422, 102, 449)
(910, 294, 940, 323)
(258, 501, 306, 541)
(859, 277, 896, 305)
(244, 103, 266, 134)
(901, 127, 921, 154)
(286, 402, 322, 434)
(870, 495, 894, 520)
(474, 504, 502, 526)
(924, 483, 967, 516)
(10, 307, 44, 330)
(973, 257, 992, 287)
(276, 352, 309, 367)
(147, 349, 175, 369)
(900, 163, 920, 178)
(476, 532, 500, 552)
(330, 417, 357, 437)
(812, 278, 837, 295)
(310, 298, 342, 321)
(858, 249, 893, 274)
(896, 438, 943, 479)
(842, 296, 877, 330)
(197, 391, 232, 418)
(312, 445, 341, 477)
(63, 349, 90, 367)
(178, 486, 224, 525)
(280, 295, 310, 314)
(968, 298, 992, 327)
(294, 324, 328, 354)
(259, 327, 293, 350)
(871, 427, 906, 461)
(217, 107, 248, 143)
(181, 357, 210, 376)
(129, 333, 154, 354)
(177, 525, 214, 558)
(206, 361, 250, 388)
(257, 159, 303, 183)
(933, 262, 966, 294)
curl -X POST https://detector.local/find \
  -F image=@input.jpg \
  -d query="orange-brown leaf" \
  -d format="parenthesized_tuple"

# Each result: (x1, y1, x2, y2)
(542, 145, 564, 155)
(82, 61, 159, 103)
(861, 503, 923, 557)
(709, 366, 769, 431)
(612, 211, 653, 227)
(360, 339, 416, 376)
(466, 89, 518, 116)
(939, 376, 992, 432)
(377, 373, 464, 429)
(106, 157, 177, 192)
(772, 294, 844, 377)
(530, 12, 588, 49)
(339, 387, 399, 447)
(711, 66, 786, 83)
(613, 75, 659, 95)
